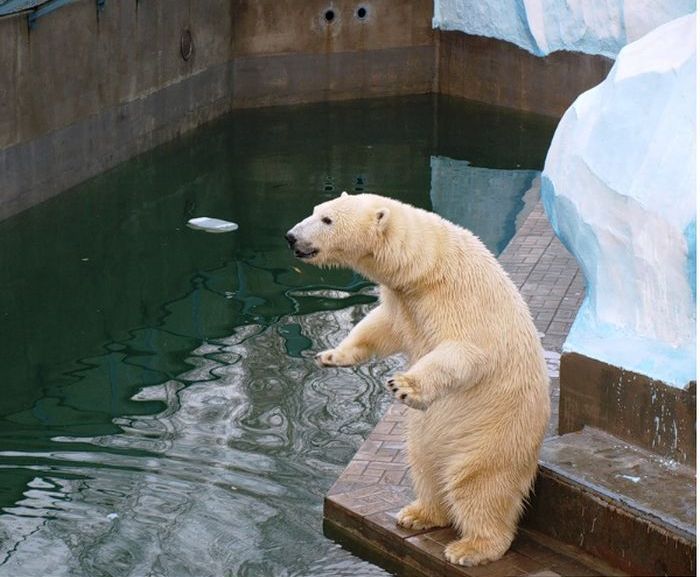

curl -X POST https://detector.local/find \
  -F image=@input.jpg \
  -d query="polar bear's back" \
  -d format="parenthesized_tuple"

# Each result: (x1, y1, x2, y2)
(389, 205, 544, 362)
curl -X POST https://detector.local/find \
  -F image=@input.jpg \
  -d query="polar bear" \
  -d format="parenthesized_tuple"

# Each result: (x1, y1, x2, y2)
(286, 192, 550, 566)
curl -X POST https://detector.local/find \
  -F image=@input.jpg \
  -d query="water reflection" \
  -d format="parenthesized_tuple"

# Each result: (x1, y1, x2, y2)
(0, 95, 556, 576)
(0, 303, 402, 577)
(430, 156, 540, 254)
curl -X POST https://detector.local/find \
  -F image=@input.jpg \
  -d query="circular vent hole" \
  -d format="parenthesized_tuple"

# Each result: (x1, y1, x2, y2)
(324, 9, 335, 22)
(357, 7, 367, 19)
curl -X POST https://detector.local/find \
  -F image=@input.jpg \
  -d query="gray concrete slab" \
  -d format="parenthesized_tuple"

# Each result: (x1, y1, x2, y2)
(540, 428, 695, 537)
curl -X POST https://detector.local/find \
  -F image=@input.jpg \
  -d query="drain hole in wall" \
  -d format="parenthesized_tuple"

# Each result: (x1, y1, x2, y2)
(324, 9, 335, 22)
(357, 7, 367, 19)
(180, 29, 193, 61)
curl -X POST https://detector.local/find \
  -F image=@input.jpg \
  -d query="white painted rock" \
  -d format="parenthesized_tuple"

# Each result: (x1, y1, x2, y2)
(433, 0, 695, 57)
(187, 217, 239, 233)
(542, 13, 696, 387)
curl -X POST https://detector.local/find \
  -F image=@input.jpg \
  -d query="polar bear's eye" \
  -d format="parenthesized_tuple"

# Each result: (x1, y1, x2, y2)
(321, 216, 333, 225)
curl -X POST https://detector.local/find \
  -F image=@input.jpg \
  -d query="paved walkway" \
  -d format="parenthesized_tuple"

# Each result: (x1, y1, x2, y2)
(499, 204, 584, 354)
(323, 203, 614, 576)
(498, 203, 585, 436)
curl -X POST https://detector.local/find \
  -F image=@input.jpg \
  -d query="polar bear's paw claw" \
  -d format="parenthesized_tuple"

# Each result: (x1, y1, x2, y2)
(396, 502, 448, 530)
(444, 538, 508, 567)
(385, 374, 427, 410)
(315, 349, 352, 368)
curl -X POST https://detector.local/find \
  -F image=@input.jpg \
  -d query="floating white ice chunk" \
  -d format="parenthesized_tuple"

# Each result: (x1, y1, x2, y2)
(187, 217, 238, 233)
(542, 13, 697, 388)
(107, 513, 119, 520)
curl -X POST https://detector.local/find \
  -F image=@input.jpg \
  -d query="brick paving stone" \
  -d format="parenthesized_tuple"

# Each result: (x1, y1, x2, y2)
(367, 434, 399, 442)
(337, 473, 381, 485)
(355, 452, 397, 463)
(366, 461, 409, 474)
(365, 510, 431, 538)
(423, 527, 460, 546)
(344, 461, 368, 476)
(379, 440, 404, 450)
(372, 420, 396, 435)
(379, 469, 407, 484)
(404, 534, 453, 570)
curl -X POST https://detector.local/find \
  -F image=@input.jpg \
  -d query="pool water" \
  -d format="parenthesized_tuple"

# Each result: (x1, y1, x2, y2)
(0, 95, 555, 576)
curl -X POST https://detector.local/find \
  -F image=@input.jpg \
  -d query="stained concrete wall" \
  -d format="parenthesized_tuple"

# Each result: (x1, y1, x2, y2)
(0, 0, 435, 220)
(232, 0, 435, 106)
(438, 32, 613, 117)
(1, 0, 614, 221)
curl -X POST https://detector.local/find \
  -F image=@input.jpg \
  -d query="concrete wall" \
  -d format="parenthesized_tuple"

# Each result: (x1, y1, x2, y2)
(231, 1, 435, 106)
(0, 0, 435, 220)
(0, 0, 614, 221)
(438, 32, 613, 117)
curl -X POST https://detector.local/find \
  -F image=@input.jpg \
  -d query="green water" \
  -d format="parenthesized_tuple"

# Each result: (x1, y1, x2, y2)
(0, 95, 555, 576)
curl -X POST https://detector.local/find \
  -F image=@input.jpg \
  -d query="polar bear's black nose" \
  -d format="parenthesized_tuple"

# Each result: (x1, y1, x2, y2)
(285, 232, 297, 247)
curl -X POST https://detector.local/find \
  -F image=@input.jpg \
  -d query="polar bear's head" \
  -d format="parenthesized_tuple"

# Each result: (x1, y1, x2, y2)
(285, 192, 391, 268)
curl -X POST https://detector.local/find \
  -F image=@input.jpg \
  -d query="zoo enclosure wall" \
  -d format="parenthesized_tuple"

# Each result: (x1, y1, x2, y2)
(0, 0, 611, 220)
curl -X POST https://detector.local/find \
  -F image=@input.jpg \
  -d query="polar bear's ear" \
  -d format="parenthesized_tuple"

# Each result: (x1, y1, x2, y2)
(340, 191, 349, 197)
(375, 208, 390, 231)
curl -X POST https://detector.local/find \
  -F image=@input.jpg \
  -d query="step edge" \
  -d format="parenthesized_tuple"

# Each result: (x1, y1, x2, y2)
(518, 527, 628, 577)
(536, 462, 696, 541)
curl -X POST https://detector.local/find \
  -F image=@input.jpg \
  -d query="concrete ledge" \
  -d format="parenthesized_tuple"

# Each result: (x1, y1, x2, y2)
(560, 353, 696, 464)
(525, 428, 696, 576)
(324, 489, 615, 577)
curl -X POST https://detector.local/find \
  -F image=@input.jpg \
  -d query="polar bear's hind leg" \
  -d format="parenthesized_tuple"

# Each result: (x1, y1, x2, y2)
(443, 469, 526, 566)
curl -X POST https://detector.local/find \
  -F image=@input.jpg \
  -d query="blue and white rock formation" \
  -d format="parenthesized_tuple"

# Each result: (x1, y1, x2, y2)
(433, 0, 696, 57)
(541, 13, 696, 387)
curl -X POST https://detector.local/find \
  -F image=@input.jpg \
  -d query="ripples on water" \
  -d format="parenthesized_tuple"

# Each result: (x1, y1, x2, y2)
(0, 96, 555, 576)
(0, 288, 401, 576)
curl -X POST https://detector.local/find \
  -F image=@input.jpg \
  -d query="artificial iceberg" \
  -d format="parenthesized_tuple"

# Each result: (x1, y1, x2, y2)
(433, 0, 696, 58)
(541, 13, 697, 388)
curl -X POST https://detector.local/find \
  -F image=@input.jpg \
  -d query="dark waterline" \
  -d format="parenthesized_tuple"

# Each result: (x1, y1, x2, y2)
(0, 95, 555, 576)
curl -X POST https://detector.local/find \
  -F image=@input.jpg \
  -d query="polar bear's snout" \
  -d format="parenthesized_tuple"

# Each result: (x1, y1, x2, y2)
(285, 224, 320, 260)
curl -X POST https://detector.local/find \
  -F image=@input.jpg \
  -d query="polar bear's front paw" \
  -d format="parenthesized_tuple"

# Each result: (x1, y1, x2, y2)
(386, 373, 427, 410)
(396, 501, 449, 530)
(315, 349, 354, 368)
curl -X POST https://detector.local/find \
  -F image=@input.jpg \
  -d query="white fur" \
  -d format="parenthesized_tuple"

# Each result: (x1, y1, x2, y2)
(288, 193, 550, 566)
